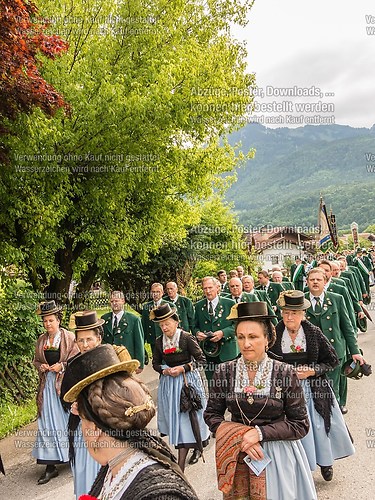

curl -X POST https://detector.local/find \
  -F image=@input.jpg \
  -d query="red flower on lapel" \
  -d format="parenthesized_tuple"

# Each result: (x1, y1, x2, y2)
(164, 347, 176, 354)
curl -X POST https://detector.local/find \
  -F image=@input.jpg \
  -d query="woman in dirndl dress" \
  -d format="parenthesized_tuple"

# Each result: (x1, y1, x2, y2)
(271, 290, 355, 482)
(151, 303, 210, 472)
(204, 301, 317, 500)
(32, 300, 80, 484)
(62, 344, 199, 499)
(61, 310, 103, 498)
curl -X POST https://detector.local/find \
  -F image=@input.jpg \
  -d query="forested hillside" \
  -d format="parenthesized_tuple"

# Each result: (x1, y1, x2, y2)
(226, 124, 375, 230)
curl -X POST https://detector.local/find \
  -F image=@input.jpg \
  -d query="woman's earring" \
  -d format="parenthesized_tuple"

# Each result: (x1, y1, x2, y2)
(265, 345, 269, 351)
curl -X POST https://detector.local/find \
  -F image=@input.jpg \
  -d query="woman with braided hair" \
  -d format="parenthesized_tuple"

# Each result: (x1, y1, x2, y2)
(60, 311, 103, 499)
(63, 344, 198, 500)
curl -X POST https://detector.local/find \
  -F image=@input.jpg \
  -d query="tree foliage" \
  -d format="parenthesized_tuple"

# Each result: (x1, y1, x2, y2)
(0, 0, 68, 161)
(1, 0, 256, 307)
(105, 196, 255, 306)
(342, 235, 373, 251)
(363, 224, 375, 234)
(0, 277, 43, 405)
(0, 277, 43, 368)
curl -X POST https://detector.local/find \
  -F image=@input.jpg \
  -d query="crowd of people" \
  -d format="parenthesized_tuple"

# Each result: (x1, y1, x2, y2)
(24, 249, 373, 499)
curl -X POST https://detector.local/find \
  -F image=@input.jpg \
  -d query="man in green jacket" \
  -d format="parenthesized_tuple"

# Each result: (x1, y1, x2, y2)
(305, 268, 364, 413)
(228, 277, 259, 303)
(256, 270, 284, 319)
(317, 260, 358, 332)
(217, 269, 230, 294)
(353, 249, 371, 299)
(272, 270, 295, 290)
(141, 283, 168, 352)
(230, 277, 277, 325)
(339, 257, 370, 304)
(331, 261, 358, 300)
(331, 260, 366, 325)
(361, 248, 374, 287)
(101, 290, 144, 371)
(242, 275, 270, 302)
(194, 276, 237, 382)
(361, 249, 373, 272)
(164, 281, 195, 333)
(349, 264, 369, 301)
(290, 258, 306, 291)
(337, 257, 363, 302)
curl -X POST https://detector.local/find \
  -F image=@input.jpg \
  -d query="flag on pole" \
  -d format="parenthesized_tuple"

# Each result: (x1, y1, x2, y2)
(318, 198, 338, 251)
(329, 211, 339, 249)
(351, 222, 359, 248)
(318, 197, 332, 249)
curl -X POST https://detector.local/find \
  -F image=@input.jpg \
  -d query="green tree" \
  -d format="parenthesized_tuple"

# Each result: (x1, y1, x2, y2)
(363, 224, 375, 234)
(343, 235, 372, 251)
(1, 0, 256, 307)
(0, 277, 42, 368)
(189, 196, 254, 279)
(105, 196, 254, 307)
(0, 0, 68, 162)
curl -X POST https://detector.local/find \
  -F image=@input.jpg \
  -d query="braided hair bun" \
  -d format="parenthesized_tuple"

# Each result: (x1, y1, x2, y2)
(84, 373, 155, 430)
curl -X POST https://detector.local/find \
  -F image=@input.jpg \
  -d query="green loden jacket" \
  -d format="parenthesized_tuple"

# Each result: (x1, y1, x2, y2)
(304, 291, 360, 360)
(193, 296, 238, 362)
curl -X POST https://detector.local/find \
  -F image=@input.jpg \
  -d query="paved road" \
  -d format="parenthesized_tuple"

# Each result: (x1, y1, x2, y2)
(1, 304, 375, 499)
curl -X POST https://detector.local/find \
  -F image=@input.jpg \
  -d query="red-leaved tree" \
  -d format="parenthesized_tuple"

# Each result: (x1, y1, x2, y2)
(0, 0, 68, 160)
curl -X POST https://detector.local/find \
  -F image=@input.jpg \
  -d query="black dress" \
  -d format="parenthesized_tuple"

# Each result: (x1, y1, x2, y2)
(90, 462, 199, 500)
(152, 330, 210, 449)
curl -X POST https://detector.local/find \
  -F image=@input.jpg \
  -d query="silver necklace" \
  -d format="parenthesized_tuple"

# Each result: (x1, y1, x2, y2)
(239, 355, 271, 404)
(235, 394, 269, 426)
(107, 446, 136, 471)
(101, 452, 148, 500)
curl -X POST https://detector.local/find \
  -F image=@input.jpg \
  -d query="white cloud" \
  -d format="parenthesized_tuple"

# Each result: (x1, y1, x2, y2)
(233, 0, 375, 127)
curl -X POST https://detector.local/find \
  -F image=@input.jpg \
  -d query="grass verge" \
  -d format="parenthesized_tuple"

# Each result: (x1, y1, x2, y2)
(0, 398, 37, 439)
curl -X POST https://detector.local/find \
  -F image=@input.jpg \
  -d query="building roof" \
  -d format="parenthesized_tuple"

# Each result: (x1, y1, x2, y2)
(244, 226, 316, 252)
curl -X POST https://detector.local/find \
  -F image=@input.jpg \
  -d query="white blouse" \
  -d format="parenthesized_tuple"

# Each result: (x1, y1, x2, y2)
(234, 354, 273, 396)
(281, 326, 306, 353)
(99, 450, 156, 500)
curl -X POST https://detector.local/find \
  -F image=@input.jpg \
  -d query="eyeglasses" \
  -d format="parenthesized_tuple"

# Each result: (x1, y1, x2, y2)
(76, 338, 97, 344)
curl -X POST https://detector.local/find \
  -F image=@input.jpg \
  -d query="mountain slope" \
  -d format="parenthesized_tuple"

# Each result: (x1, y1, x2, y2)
(225, 124, 375, 230)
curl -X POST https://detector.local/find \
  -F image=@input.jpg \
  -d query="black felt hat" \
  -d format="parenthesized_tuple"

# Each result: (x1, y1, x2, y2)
(357, 314, 368, 332)
(36, 300, 62, 317)
(227, 301, 276, 321)
(277, 290, 311, 310)
(73, 310, 104, 330)
(150, 303, 179, 322)
(341, 359, 363, 379)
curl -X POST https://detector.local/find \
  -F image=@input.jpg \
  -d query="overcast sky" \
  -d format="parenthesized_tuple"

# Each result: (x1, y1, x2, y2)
(233, 0, 375, 128)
